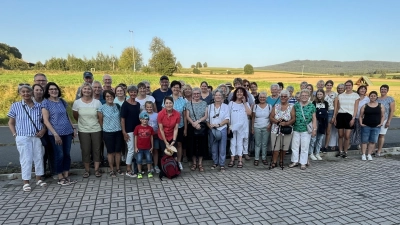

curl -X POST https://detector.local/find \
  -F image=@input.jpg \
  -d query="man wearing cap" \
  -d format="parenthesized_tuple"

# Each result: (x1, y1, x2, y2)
(152, 75, 172, 112)
(225, 82, 234, 98)
(75, 71, 95, 100)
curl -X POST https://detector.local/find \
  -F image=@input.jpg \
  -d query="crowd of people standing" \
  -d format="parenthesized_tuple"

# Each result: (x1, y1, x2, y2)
(7, 72, 396, 191)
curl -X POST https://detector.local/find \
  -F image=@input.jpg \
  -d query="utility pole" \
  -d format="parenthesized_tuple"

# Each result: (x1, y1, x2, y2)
(110, 46, 115, 71)
(302, 65, 304, 76)
(129, 30, 135, 72)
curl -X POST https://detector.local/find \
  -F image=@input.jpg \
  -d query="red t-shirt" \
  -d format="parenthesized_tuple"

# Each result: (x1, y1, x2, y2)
(157, 108, 180, 141)
(134, 125, 154, 150)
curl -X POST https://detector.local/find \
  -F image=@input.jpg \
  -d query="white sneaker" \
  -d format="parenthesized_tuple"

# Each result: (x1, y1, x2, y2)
(367, 154, 373, 161)
(178, 162, 183, 170)
(315, 154, 322, 160)
(309, 154, 317, 160)
(361, 154, 366, 161)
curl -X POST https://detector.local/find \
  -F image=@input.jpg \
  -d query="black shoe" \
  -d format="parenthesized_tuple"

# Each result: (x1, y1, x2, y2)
(321, 147, 327, 154)
(342, 152, 348, 159)
(336, 151, 343, 157)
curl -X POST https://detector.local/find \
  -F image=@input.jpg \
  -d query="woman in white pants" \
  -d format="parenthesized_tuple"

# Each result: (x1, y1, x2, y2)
(8, 85, 47, 191)
(228, 87, 252, 168)
(289, 89, 317, 170)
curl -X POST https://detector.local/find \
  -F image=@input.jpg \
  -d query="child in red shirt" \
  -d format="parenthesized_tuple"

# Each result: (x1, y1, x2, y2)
(134, 112, 154, 178)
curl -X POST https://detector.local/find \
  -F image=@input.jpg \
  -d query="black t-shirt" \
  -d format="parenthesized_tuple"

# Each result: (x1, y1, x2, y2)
(152, 88, 172, 112)
(120, 101, 141, 133)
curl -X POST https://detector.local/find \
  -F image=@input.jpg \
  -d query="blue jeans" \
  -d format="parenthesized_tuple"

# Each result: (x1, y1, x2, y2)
(136, 150, 153, 164)
(49, 134, 72, 174)
(254, 127, 270, 160)
(361, 126, 380, 143)
(309, 133, 325, 155)
(209, 128, 227, 167)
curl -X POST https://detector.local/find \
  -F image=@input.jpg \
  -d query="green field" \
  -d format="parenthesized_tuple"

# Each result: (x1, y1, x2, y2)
(1, 69, 399, 125)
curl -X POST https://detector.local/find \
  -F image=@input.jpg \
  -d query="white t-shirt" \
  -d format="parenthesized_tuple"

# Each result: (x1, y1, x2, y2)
(72, 99, 102, 132)
(324, 91, 338, 111)
(135, 95, 155, 111)
(206, 103, 230, 130)
(252, 104, 271, 128)
(228, 102, 250, 134)
(338, 92, 359, 116)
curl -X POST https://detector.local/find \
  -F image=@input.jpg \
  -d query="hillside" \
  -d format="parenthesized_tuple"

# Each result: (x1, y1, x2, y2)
(256, 60, 400, 74)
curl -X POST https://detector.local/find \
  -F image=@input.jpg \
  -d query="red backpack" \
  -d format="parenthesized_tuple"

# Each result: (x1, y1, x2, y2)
(159, 155, 181, 180)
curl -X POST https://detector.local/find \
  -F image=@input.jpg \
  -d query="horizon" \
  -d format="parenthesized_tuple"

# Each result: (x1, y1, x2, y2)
(3, 0, 400, 68)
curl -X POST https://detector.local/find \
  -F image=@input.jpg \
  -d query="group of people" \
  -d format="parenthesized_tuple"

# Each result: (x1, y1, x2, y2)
(8, 72, 395, 191)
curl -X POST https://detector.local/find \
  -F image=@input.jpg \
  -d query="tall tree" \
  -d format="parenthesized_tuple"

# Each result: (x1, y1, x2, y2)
(0, 43, 22, 65)
(196, 62, 202, 68)
(148, 37, 176, 76)
(118, 47, 142, 71)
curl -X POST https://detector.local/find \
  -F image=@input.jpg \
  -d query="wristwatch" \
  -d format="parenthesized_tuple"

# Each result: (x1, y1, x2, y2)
(13, 133, 17, 137)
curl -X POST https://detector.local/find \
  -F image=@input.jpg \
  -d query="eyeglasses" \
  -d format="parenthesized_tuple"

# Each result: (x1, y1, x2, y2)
(345, 85, 352, 86)
(193, 93, 200, 95)
(213, 113, 219, 118)
(281, 96, 288, 98)
(35, 80, 47, 82)
(146, 86, 150, 88)
(48, 88, 59, 91)
(19, 83, 30, 86)
(243, 85, 249, 87)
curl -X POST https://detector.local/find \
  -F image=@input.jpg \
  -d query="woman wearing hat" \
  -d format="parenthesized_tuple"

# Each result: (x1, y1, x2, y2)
(206, 89, 229, 172)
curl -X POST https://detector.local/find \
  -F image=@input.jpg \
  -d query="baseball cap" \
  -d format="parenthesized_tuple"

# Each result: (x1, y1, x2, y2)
(83, 71, 93, 78)
(160, 75, 169, 81)
(139, 111, 149, 120)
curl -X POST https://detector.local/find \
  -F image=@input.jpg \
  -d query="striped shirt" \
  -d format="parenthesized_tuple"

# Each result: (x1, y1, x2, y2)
(7, 100, 43, 136)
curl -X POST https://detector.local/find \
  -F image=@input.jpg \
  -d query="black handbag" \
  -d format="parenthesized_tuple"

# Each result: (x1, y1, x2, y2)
(190, 101, 207, 136)
(280, 125, 293, 135)
(22, 103, 47, 146)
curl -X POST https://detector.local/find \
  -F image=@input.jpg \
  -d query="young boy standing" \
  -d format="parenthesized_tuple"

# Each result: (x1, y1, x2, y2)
(134, 111, 154, 178)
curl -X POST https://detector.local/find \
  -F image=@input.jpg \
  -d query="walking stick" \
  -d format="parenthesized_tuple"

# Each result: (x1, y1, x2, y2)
(269, 125, 281, 170)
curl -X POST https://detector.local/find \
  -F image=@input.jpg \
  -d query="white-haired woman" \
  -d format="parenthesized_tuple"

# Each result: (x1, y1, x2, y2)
(8, 85, 47, 191)
(269, 90, 295, 169)
(206, 89, 229, 172)
(289, 89, 317, 170)
(251, 92, 271, 166)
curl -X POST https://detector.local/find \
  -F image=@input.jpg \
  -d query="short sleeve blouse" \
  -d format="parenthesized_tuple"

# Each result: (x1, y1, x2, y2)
(271, 104, 293, 134)
(377, 96, 395, 120)
(41, 99, 74, 136)
(185, 101, 207, 121)
(98, 104, 122, 132)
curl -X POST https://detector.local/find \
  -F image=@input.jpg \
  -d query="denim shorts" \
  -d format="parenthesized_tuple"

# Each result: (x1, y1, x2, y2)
(361, 126, 380, 143)
(328, 110, 334, 121)
(136, 149, 152, 164)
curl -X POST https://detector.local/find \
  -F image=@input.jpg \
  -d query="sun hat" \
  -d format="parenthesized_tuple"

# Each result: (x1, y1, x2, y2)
(164, 145, 177, 156)
(225, 82, 234, 90)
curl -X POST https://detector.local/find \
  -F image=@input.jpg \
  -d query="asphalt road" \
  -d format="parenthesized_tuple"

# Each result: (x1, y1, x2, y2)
(1, 118, 400, 167)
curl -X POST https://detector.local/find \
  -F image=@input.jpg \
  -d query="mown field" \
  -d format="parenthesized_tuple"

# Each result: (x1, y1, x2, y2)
(0, 69, 399, 125)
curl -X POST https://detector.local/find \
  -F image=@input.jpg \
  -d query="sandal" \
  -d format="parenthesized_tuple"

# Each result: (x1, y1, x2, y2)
(300, 165, 307, 170)
(220, 167, 226, 172)
(237, 161, 243, 168)
(83, 171, 90, 178)
(288, 163, 299, 168)
(58, 178, 70, 186)
(191, 164, 197, 171)
(211, 164, 218, 170)
(95, 170, 102, 177)
(254, 160, 259, 166)
(279, 162, 285, 170)
(36, 180, 47, 187)
(269, 162, 277, 169)
(65, 177, 77, 184)
(116, 169, 123, 175)
(110, 171, 116, 178)
(228, 161, 235, 167)
(262, 160, 268, 165)
(198, 164, 204, 172)
(23, 184, 31, 192)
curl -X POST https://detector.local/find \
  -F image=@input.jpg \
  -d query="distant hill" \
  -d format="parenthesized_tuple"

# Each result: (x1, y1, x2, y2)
(255, 60, 400, 74)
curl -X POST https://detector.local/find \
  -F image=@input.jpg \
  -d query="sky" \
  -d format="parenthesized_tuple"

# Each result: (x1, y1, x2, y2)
(3, 0, 400, 68)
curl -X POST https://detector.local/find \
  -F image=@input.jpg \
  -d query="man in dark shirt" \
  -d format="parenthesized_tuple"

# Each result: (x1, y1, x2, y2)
(152, 75, 172, 112)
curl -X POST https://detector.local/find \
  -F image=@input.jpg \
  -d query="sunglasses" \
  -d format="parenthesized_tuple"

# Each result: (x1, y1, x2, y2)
(213, 113, 219, 118)
(19, 83, 30, 86)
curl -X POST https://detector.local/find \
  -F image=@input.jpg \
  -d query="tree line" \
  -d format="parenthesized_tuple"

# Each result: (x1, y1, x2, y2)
(0, 37, 180, 76)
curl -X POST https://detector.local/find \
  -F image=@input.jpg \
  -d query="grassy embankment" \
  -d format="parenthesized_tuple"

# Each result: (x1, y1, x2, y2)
(0, 69, 399, 125)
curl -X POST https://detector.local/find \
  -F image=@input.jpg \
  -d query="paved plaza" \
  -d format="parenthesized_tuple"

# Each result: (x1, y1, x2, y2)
(0, 154, 399, 225)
